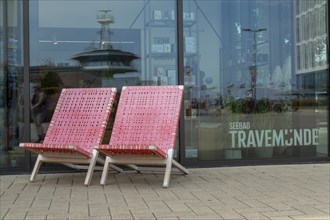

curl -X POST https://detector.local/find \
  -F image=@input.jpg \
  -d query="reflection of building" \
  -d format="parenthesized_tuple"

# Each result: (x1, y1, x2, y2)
(221, 1, 290, 100)
(1, 0, 329, 174)
(295, 1, 328, 93)
(72, 48, 138, 74)
(72, 10, 139, 77)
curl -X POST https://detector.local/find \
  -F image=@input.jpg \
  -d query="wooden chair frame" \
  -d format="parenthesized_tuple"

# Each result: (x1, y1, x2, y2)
(95, 86, 188, 188)
(20, 88, 118, 185)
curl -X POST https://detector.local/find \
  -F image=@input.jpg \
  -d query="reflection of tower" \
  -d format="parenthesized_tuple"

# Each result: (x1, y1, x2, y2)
(72, 10, 139, 76)
(97, 10, 114, 49)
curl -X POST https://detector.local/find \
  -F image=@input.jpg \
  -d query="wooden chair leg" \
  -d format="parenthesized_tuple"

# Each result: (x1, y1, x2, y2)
(84, 149, 98, 186)
(172, 160, 189, 174)
(30, 155, 43, 182)
(100, 156, 111, 185)
(163, 149, 174, 188)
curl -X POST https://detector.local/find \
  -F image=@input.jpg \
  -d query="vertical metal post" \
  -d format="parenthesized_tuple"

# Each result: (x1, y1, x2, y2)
(327, 0, 330, 158)
(2, 0, 9, 149)
(252, 31, 257, 101)
(177, 0, 186, 163)
(23, 0, 31, 171)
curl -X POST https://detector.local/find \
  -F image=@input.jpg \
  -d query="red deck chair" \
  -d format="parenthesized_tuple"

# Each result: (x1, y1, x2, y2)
(95, 85, 189, 188)
(20, 88, 117, 185)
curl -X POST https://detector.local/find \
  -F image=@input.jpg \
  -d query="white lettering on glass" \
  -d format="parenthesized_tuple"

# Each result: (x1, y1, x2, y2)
(229, 122, 319, 148)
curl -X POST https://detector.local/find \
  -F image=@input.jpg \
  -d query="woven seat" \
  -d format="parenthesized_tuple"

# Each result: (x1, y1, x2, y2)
(20, 88, 117, 185)
(95, 86, 189, 188)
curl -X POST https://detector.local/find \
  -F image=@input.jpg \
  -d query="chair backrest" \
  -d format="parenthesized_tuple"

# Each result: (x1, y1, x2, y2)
(43, 88, 116, 153)
(110, 86, 183, 152)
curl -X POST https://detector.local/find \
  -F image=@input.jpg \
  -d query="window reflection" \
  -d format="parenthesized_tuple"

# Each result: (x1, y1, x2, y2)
(1, 0, 328, 170)
(30, 0, 178, 145)
(184, 0, 328, 161)
(1, 0, 25, 168)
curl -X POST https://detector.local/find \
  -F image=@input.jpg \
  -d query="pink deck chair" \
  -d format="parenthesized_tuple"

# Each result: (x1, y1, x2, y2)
(95, 85, 189, 188)
(20, 88, 117, 185)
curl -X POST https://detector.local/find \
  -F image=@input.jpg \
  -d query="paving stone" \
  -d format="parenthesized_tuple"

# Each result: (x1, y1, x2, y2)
(0, 194, 19, 205)
(239, 212, 270, 219)
(179, 214, 224, 219)
(68, 202, 89, 215)
(12, 194, 35, 207)
(153, 211, 196, 219)
(0, 208, 9, 219)
(157, 217, 179, 220)
(30, 198, 52, 208)
(49, 200, 70, 211)
(290, 204, 329, 216)
(164, 201, 191, 212)
(123, 196, 148, 208)
(131, 212, 157, 220)
(0, 164, 328, 220)
(46, 212, 69, 220)
(88, 191, 107, 203)
(187, 205, 219, 216)
(144, 200, 171, 211)
(234, 207, 275, 214)
(2, 210, 27, 220)
(25, 209, 51, 216)
(110, 210, 134, 220)
(291, 215, 330, 220)
(268, 217, 296, 220)
(262, 210, 305, 218)
(212, 207, 245, 220)
(311, 203, 330, 214)
(88, 204, 111, 217)
(25, 215, 48, 220)
(217, 197, 250, 208)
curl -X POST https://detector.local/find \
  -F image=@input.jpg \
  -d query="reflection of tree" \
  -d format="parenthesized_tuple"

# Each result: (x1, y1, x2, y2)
(38, 70, 64, 122)
(314, 40, 327, 64)
(272, 56, 291, 92)
(42, 57, 56, 66)
(41, 71, 63, 95)
(40, 58, 63, 94)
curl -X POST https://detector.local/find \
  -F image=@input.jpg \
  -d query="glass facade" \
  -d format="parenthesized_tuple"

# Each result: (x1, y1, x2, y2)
(0, 0, 329, 173)
(1, 1, 25, 169)
(183, 0, 328, 161)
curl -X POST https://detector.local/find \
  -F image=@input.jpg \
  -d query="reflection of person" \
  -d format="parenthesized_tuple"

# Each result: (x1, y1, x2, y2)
(31, 83, 47, 142)
(184, 65, 196, 87)
(17, 87, 25, 122)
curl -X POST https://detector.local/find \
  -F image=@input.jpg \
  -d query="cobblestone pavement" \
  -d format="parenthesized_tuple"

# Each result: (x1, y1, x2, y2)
(1, 163, 329, 220)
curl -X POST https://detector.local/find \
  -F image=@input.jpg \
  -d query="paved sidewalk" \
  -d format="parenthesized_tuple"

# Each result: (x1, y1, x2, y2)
(1, 163, 329, 220)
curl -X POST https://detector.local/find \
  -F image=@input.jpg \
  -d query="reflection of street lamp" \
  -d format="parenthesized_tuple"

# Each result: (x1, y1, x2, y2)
(242, 28, 267, 100)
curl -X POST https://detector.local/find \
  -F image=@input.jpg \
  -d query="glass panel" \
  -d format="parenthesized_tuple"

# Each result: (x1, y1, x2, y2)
(0, 0, 25, 168)
(0, 1, 4, 153)
(184, 0, 328, 161)
(29, 0, 178, 146)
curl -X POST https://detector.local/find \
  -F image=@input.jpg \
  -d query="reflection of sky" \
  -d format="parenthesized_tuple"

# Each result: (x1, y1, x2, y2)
(38, 0, 145, 28)
(31, 28, 140, 67)
(33, 0, 296, 96)
(31, 1, 146, 66)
